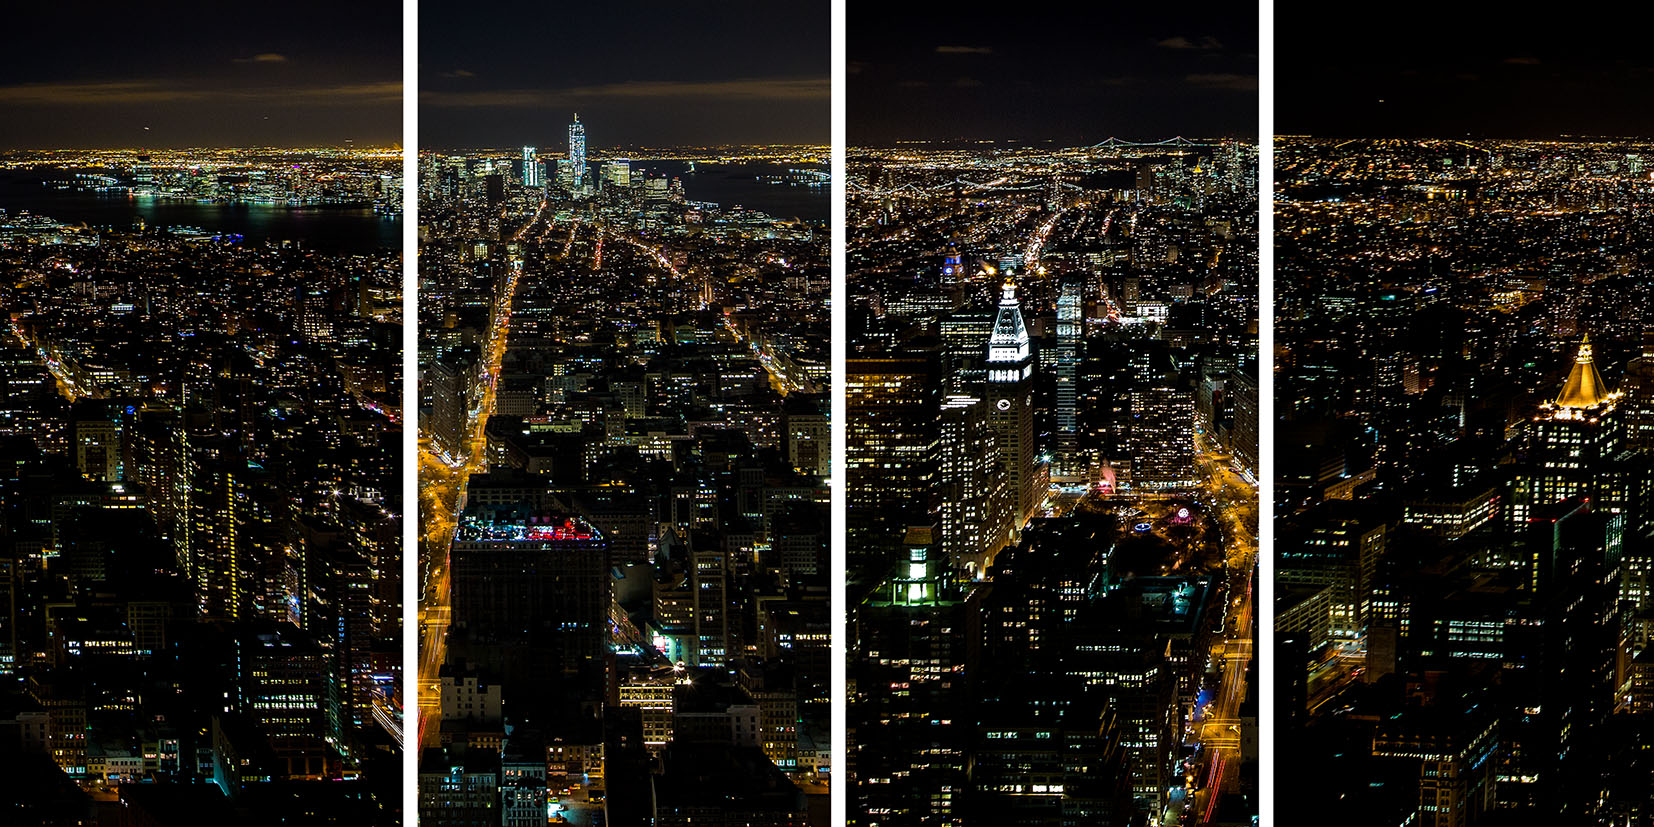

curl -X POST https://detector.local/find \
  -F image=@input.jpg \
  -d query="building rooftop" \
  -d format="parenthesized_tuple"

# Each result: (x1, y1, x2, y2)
(1554, 334, 1612, 409)
(454, 504, 602, 543)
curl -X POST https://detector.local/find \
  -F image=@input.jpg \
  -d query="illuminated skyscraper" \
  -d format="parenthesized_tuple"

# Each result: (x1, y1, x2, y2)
(851, 527, 968, 825)
(601, 158, 632, 188)
(568, 113, 586, 191)
(846, 356, 939, 580)
(1053, 279, 1082, 481)
(188, 436, 246, 621)
(1127, 385, 1197, 490)
(1620, 331, 1654, 451)
(1230, 360, 1259, 479)
(430, 350, 473, 462)
(938, 393, 1010, 576)
(986, 280, 1038, 533)
(1512, 335, 1626, 528)
(72, 404, 121, 482)
(521, 146, 540, 187)
(1517, 496, 1621, 815)
(450, 505, 609, 681)
(940, 243, 963, 289)
(234, 623, 327, 740)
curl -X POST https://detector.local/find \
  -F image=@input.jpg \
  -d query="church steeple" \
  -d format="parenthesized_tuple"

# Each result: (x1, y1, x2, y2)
(1555, 334, 1611, 409)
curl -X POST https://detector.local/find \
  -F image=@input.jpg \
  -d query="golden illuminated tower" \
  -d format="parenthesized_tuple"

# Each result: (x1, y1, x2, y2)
(1512, 335, 1624, 528)
(1554, 334, 1609, 408)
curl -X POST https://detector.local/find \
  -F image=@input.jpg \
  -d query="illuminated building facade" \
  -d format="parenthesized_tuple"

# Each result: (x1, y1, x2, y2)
(985, 281, 1038, 532)
(522, 145, 540, 187)
(1512, 336, 1628, 529)
(429, 349, 475, 461)
(937, 393, 1009, 576)
(235, 623, 327, 740)
(846, 356, 939, 579)
(1052, 279, 1082, 482)
(1370, 712, 1498, 827)
(188, 437, 246, 621)
(567, 114, 586, 192)
(1516, 497, 1621, 814)
(72, 406, 121, 482)
(851, 529, 968, 826)
(1278, 501, 1388, 642)
(1126, 384, 1197, 491)
(450, 505, 610, 679)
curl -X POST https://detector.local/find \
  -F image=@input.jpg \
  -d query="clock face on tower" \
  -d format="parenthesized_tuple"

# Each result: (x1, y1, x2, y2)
(996, 398, 1012, 411)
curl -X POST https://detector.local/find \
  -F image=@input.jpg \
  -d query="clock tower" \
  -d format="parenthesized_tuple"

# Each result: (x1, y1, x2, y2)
(941, 243, 962, 287)
(986, 280, 1038, 533)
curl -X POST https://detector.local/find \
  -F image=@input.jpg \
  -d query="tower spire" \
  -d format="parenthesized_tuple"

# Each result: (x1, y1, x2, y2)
(987, 279, 1029, 364)
(1555, 334, 1610, 408)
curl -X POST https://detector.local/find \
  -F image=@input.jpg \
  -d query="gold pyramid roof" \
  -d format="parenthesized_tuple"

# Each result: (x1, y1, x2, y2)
(1555, 334, 1611, 408)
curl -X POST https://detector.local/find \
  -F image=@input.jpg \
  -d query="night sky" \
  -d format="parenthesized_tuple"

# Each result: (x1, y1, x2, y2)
(419, 1, 828, 149)
(849, 2, 1257, 146)
(0, 2, 402, 149)
(1280, 7, 1654, 139)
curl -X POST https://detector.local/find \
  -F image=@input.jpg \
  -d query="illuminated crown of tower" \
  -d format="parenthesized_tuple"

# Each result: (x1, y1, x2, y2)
(1555, 334, 1611, 408)
(986, 279, 1031, 379)
(989, 281, 1028, 350)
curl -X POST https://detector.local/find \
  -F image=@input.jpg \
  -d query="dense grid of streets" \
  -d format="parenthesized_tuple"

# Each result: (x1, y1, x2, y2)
(1274, 137, 1654, 820)
(419, 141, 830, 825)
(0, 147, 405, 820)
(848, 140, 1258, 826)
(418, 197, 542, 752)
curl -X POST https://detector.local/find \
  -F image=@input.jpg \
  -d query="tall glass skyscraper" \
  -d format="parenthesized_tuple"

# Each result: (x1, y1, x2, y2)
(1054, 279, 1081, 481)
(567, 114, 586, 191)
(521, 145, 540, 187)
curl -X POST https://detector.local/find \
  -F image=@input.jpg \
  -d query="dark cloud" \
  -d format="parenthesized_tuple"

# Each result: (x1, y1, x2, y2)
(0, 1, 399, 147)
(422, 77, 826, 108)
(420, 1, 827, 147)
(0, 80, 399, 105)
(1158, 36, 1223, 51)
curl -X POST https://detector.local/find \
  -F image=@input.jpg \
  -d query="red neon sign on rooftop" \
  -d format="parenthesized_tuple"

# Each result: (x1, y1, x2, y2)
(521, 518, 596, 541)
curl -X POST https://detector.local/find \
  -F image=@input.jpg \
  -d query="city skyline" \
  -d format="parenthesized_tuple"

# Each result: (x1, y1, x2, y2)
(416, 6, 832, 822)
(1274, 134, 1654, 821)
(0, 151, 406, 819)
(0, 4, 406, 820)
(22, 7, 1654, 826)
(847, 117, 1260, 825)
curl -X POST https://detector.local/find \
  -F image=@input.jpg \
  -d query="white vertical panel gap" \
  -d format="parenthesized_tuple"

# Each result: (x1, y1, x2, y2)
(1256, 0, 1275, 822)
(401, 0, 420, 819)
(829, 0, 848, 824)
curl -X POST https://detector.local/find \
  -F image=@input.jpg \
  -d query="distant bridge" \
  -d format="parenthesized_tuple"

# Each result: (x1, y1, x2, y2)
(849, 176, 1080, 197)
(1088, 136, 1222, 149)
